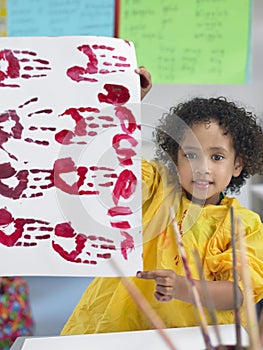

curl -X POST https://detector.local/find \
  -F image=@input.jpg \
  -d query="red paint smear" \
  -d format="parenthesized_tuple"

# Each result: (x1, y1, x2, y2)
(0, 163, 29, 200)
(120, 231, 134, 260)
(107, 206, 133, 217)
(92, 45, 114, 51)
(112, 169, 137, 205)
(52, 233, 87, 262)
(52, 157, 87, 195)
(98, 116, 114, 121)
(90, 166, 114, 171)
(111, 221, 131, 229)
(0, 209, 50, 247)
(0, 110, 23, 159)
(67, 44, 98, 82)
(0, 49, 20, 87)
(18, 97, 38, 108)
(55, 107, 99, 144)
(98, 181, 113, 187)
(97, 253, 111, 259)
(112, 133, 138, 166)
(98, 84, 130, 106)
(104, 173, 118, 178)
(28, 109, 53, 117)
(112, 56, 127, 61)
(24, 138, 49, 146)
(53, 222, 92, 263)
(100, 244, 116, 250)
(87, 131, 97, 137)
(79, 190, 99, 195)
(114, 106, 137, 134)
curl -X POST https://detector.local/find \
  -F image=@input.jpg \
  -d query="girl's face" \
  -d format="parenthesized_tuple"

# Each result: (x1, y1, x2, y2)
(177, 120, 243, 205)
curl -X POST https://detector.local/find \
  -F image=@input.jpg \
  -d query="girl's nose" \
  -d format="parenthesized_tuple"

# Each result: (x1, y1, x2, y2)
(193, 160, 210, 175)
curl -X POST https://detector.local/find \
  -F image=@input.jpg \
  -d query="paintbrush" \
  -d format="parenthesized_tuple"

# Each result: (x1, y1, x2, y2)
(230, 206, 242, 349)
(193, 249, 225, 350)
(237, 216, 261, 350)
(169, 206, 215, 350)
(110, 258, 178, 350)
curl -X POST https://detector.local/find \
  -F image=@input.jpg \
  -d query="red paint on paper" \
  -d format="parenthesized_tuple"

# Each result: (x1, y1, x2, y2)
(98, 84, 130, 105)
(112, 169, 137, 205)
(120, 231, 134, 260)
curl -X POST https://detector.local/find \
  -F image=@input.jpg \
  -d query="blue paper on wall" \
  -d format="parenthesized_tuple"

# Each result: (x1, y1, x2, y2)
(7, 0, 115, 37)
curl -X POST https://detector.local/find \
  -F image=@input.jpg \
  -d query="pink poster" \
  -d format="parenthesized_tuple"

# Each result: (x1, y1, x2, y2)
(0, 36, 142, 276)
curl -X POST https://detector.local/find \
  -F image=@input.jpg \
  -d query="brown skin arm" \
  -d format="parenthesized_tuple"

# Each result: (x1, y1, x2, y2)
(258, 307, 263, 346)
(135, 66, 152, 100)
(136, 269, 243, 310)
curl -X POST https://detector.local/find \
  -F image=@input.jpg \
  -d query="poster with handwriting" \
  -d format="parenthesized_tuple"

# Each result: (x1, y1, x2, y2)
(0, 36, 142, 276)
(118, 0, 251, 84)
(7, 0, 114, 37)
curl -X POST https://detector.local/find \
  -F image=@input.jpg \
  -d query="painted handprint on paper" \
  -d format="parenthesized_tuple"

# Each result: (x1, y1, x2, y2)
(0, 208, 52, 247)
(52, 157, 117, 195)
(0, 207, 132, 263)
(67, 43, 131, 83)
(0, 157, 117, 199)
(52, 222, 116, 264)
(54, 106, 117, 145)
(0, 162, 53, 200)
(0, 98, 54, 160)
(0, 36, 141, 274)
(0, 49, 51, 88)
(55, 104, 136, 145)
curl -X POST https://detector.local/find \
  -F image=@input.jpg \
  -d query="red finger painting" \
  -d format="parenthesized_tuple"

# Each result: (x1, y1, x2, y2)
(54, 106, 118, 145)
(0, 36, 142, 275)
(0, 49, 51, 88)
(52, 157, 117, 195)
(67, 43, 131, 83)
(98, 84, 130, 105)
(52, 222, 116, 264)
(0, 208, 52, 247)
(0, 158, 119, 199)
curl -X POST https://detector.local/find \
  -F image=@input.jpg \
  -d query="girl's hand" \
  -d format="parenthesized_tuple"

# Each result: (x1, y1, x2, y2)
(136, 269, 177, 302)
(135, 66, 152, 100)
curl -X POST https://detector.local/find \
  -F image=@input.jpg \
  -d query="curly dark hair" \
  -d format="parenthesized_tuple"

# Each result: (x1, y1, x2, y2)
(154, 96, 263, 193)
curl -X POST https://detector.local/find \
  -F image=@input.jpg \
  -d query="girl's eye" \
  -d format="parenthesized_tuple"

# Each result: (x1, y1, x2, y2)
(185, 152, 197, 159)
(212, 154, 224, 161)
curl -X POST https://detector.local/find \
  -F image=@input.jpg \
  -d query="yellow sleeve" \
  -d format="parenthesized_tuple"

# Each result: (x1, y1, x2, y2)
(205, 198, 263, 304)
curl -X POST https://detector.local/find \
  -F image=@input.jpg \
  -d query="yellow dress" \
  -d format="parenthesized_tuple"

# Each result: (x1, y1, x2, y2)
(61, 160, 263, 335)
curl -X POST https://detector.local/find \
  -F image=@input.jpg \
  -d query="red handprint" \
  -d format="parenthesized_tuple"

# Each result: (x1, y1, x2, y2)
(0, 49, 51, 88)
(0, 208, 52, 247)
(0, 109, 23, 160)
(0, 157, 119, 200)
(0, 210, 134, 261)
(52, 222, 116, 264)
(0, 162, 53, 200)
(67, 43, 131, 83)
(54, 104, 137, 145)
(98, 84, 130, 106)
(0, 98, 55, 160)
(54, 106, 117, 145)
(52, 157, 117, 195)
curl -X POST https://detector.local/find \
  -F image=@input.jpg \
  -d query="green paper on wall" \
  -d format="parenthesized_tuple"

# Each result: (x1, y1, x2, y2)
(118, 0, 251, 84)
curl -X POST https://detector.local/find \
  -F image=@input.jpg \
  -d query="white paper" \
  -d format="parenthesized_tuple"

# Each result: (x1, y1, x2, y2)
(0, 36, 142, 276)
(19, 325, 249, 350)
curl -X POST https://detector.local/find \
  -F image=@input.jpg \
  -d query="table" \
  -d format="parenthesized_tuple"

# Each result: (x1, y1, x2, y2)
(11, 324, 249, 350)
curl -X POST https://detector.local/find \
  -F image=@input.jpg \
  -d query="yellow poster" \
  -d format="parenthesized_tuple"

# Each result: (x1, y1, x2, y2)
(119, 0, 251, 84)
(0, 0, 7, 36)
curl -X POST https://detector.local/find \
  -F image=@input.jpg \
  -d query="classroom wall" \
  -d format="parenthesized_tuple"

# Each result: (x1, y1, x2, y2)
(25, 0, 263, 336)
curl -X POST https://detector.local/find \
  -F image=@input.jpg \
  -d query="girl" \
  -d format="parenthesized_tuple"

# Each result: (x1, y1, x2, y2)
(61, 70, 263, 335)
